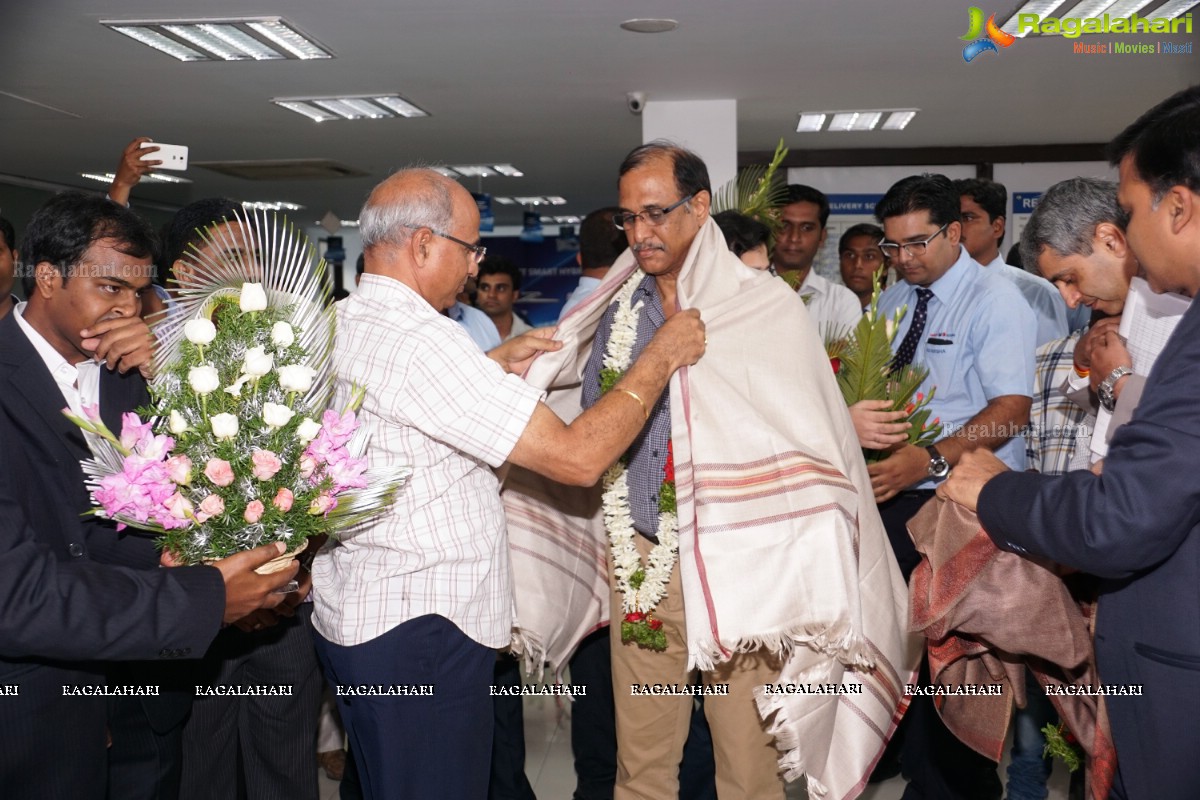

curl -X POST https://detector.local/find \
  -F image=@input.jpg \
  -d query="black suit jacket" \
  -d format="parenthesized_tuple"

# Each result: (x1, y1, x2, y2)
(978, 299, 1200, 799)
(0, 311, 224, 799)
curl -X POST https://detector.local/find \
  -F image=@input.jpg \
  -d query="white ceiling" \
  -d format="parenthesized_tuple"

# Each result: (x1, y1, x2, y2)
(1, 0, 1197, 226)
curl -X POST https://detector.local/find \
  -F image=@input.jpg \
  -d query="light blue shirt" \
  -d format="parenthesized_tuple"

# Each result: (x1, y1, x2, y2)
(985, 255, 1069, 347)
(447, 302, 501, 351)
(558, 275, 603, 321)
(879, 246, 1036, 487)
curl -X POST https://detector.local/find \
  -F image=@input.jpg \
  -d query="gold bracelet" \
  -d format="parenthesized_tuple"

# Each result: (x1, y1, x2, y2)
(618, 388, 649, 421)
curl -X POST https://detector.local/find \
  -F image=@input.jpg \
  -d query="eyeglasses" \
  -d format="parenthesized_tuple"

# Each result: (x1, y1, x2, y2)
(430, 229, 487, 264)
(878, 224, 949, 258)
(612, 194, 695, 230)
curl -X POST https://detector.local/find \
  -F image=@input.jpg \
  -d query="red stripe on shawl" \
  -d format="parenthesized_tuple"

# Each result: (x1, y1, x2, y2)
(696, 503, 857, 535)
(693, 478, 857, 509)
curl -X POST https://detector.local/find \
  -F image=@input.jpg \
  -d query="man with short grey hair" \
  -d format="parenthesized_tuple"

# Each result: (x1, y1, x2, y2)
(310, 167, 705, 800)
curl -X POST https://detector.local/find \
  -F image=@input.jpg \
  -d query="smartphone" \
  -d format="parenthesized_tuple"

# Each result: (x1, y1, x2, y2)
(139, 141, 188, 171)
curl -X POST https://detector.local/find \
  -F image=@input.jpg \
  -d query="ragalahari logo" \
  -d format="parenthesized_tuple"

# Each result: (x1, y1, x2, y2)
(960, 7, 1016, 62)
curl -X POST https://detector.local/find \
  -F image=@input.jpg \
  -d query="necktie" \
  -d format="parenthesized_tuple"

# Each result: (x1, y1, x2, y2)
(892, 287, 933, 371)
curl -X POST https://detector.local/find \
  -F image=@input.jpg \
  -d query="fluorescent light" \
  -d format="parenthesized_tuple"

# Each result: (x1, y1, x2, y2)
(109, 26, 207, 61)
(340, 219, 360, 227)
(546, 197, 568, 205)
(453, 165, 498, 178)
(493, 164, 524, 177)
(430, 167, 460, 178)
(849, 112, 882, 131)
(163, 24, 247, 60)
(827, 113, 859, 132)
(1000, 1, 1070, 36)
(80, 171, 191, 185)
(882, 110, 918, 130)
(196, 24, 283, 60)
(493, 197, 516, 204)
(796, 113, 826, 133)
(515, 197, 547, 205)
(273, 101, 338, 122)
(1101, 0, 1157, 18)
(275, 95, 430, 123)
(242, 200, 304, 211)
(371, 96, 428, 118)
(548, 215, 582, 224)
(245, 19, 331, 60)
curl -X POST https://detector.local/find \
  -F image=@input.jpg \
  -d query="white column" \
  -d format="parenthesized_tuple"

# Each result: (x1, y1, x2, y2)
(641, 99, 738, 193)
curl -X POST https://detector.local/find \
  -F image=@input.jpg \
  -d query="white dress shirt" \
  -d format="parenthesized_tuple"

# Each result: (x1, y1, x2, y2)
(311, 275, 543, 648)
(14, 301, 101, 416)
(797, 270, 864, 338)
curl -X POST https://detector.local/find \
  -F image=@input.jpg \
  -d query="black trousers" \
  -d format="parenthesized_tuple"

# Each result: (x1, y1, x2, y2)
(568, 627, 617, 800)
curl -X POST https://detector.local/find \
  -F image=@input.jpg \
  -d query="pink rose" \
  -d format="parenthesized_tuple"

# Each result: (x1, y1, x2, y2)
(273, 487, 294, 512)
(165, 455, 193, 485)
(307, 492, 337, 516)
(196, 493, 225, 522)
(243, 499, 265, 524)
(251, 450, 283, 481)
(299, 455, 317, 480)
(204, 458, 235, 487)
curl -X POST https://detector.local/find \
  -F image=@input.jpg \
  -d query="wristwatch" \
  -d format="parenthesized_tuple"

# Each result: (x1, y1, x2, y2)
(926, 445, 950, 479)
(1097, 365, 1133, 412)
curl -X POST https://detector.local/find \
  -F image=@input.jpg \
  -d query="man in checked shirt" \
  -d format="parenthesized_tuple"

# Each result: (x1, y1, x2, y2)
(309, 167, 705, 800)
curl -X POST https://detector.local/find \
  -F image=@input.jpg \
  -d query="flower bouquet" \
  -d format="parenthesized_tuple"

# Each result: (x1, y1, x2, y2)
(66, 211, 410, 568)
(832, 273, 943, 462)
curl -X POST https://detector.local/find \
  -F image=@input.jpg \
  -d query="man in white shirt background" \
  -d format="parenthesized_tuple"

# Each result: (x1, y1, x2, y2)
(772, 184, 863, 335)
(955, 178, 1069, 346)
(477, 255, 533, 341)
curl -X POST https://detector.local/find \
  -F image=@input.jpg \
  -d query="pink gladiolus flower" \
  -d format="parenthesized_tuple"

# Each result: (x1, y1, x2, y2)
(196, 493, 225, 522)
(204, 459, 235, 487)
(138, 433, 175, 461)
(327, 455, 369, 493)
(119, 412, 155, 452)
(299, 455, 317, 480)
(308, 493, 337, 516)
(162, 492, 193, 521)
(165, 455, 193, 485)
(243, 500, 265, 524)
(273, 487, 294, 512)
(251, 450, 283, 481)
(81, 403, 101, 422)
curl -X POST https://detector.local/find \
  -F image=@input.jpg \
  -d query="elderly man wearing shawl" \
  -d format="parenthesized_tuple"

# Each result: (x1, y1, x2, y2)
(505, 142, 917, 799)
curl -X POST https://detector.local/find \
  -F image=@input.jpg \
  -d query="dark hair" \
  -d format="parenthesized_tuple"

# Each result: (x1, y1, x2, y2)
(579, 207, 625, 268)
(875, 174, 962, 227)
(355, 253, 366, 276)
(954, 178, 1007, 223)
(22, 192, 156, 284)
(618, 140, 711, 198)
(1006, 243, 1023, 270)
(838, 223, 885, 254)
(784, 184, 830, 228)
(0, 216, 14, 251)
(164, 198, 242, 284)
(478, 255, 522, 292)
(713, 210, 771, 257)
(1108, 84, 1200, 199)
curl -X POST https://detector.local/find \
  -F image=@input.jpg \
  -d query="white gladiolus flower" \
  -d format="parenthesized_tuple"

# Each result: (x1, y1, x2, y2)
(183, 318, 217, 345)
(188, 365, 220, 395)
(295, 417, 322, 444)
(277, 364, 317, 393)
(239, 282, 268, 312)
(271, 321, 295, 348)
(168, 410, 190, 434)
(210, 413, 239, 440)
(262, 402, 296, 429)
(241, 346, 273, 378)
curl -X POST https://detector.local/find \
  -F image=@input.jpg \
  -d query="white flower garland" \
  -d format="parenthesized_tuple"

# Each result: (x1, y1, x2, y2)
(601, 270, 680, 619)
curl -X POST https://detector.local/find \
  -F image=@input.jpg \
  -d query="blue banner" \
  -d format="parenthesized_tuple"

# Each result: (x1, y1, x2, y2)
(827, 194, 885, 216)
(1013, 192, 1042, 214)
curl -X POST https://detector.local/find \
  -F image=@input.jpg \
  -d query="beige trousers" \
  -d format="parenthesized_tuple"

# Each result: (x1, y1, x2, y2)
(610, 534, 786, 800)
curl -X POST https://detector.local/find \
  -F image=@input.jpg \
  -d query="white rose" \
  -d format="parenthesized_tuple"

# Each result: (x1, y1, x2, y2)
(183, 318, 217, 346)
(271, 321, 295, 348)
(241, 346, 274, 378)
(277, 364, 317, 393)
(262, 402, 296, 429)
(210, 413, 239, 440)
(188, 364, 220, 395)
(168, 409, 190, 434)
(295, 417, 322, 444)
(224, 374, 252, 398)
(240, 282, 268, 312)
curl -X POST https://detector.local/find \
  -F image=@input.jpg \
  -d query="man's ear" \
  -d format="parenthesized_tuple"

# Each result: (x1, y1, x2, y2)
(33, 262, 61, 298)
(410, 228, 434, 267)
(993, 215, 1006, 244)
(1095, 221, 1129, 258)
(691, 189, 711, 221)
(1166, 186, 1195, 235)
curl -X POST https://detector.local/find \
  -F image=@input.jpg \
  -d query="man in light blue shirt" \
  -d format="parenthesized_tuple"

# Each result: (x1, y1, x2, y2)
(447, 298, 501, 351)
(866, 174, 1034, 800)
(559, 207, 624, 321)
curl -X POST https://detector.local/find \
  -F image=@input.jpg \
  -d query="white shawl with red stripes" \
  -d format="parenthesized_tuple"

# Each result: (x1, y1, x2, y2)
(503, 218, 919, 797)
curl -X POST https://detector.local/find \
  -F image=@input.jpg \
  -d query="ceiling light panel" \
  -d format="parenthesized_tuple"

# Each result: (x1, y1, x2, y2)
(849, 112, 882, 131)
(243, 200, 304, 211)
(273, 95, 430, 122)
(493, 164, 524, 177)
(827, 112, 860, 132)
(882, 110, 918, 130)
(796, 113, 826, 133)
(81, 171, 191, 185)
(102, 17, 333, 61)
(371, 96, 428, 118)
(799, 108, 917, 133)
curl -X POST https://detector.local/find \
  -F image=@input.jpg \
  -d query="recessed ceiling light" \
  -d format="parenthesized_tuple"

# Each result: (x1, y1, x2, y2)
(796, 113, 827, 133)
(103, 17, 333, 61)
(493, 197, 516, 205)
(881, 110, 918, 130)
(546, 215, 582, 224)
(620, 18, 679, 33)
(453, 165, 498, 178)
(273, 95, 429, 122)
(513, 196, 568, 206)
(80, 171, 192, 185)
(242, 200, 304, 211)
(492, 164, 524, 177)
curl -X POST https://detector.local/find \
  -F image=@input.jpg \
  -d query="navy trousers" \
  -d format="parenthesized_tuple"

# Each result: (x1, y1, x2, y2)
(314, 614, 496, 800)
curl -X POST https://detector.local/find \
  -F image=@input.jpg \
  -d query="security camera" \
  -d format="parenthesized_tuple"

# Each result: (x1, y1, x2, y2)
(626, 92, 647, 115)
